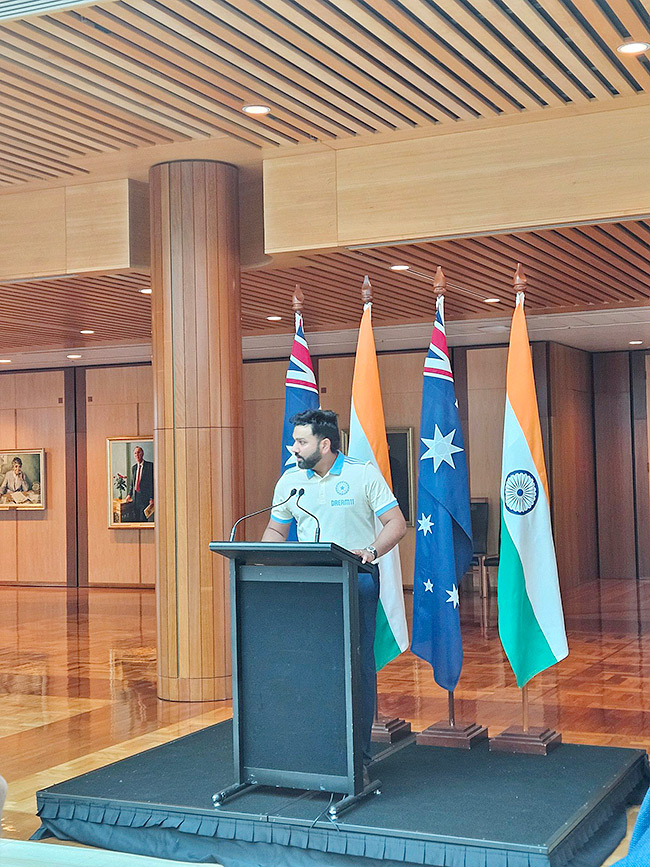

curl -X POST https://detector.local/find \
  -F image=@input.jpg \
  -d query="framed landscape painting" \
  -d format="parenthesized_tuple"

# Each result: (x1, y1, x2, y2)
(0, 450, 45, 510)
(107, 437, 155, 529)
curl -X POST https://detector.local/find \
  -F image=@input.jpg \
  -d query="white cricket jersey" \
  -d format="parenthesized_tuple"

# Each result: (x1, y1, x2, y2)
(271, 451, 398, 551)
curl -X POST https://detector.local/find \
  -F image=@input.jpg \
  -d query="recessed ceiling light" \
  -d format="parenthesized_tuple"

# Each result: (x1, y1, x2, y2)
(0, 359, 11, 364)
(617, 39, 650, 54)
(140, 288, 152, 295)
(390, 264, 410, 271)
(629, 340, 643, 345)
(242, 103, 271, 115)
(266, 315, 282, 321)
(484, 297, 501, 303)
(80, 329, 94, 334)
(67, 354, 82, 359)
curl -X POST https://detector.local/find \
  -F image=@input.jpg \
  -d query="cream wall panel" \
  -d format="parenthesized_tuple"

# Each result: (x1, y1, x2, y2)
(467, 347, 507, 556)
(0, 188, 66, 279)
(85, 365, 154, 586)
(264, 105, 650, 252)
(263, 151, 337, 253)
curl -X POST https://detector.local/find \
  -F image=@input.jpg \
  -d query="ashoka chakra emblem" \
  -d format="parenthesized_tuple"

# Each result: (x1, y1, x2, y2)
(504, 470, 539, 515)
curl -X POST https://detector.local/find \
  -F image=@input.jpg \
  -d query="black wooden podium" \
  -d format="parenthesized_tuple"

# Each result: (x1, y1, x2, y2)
(209, 541, 381, 817)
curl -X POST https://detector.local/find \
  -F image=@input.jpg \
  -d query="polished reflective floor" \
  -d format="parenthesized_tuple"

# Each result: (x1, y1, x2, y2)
(1, 579, 648, 863)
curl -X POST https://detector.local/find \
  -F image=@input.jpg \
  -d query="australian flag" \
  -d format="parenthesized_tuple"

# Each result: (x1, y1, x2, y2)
(411, 295, 473, 692)
(281, 311, 319, 539)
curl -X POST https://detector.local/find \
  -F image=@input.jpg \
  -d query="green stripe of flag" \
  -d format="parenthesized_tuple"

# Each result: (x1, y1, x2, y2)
(374, 600, 401, 671)
(497, 512, 558, 688)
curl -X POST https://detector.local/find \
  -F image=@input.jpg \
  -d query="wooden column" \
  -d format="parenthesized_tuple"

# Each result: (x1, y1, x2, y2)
(150, 161, 243, 701)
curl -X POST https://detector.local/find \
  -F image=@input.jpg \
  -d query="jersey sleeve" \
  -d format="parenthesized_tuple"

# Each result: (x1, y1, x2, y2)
(364, 463, 399, 517)
(270, 475, 294, 524)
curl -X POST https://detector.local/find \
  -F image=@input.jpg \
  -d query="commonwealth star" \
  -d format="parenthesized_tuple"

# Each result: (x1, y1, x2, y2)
(421, 425, 464, 472)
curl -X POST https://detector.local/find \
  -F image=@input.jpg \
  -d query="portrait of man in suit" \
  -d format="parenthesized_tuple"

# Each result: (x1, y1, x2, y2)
(125, 445, 154, 523)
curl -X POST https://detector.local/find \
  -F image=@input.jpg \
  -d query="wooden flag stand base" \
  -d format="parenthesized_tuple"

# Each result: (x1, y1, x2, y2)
(489, 685, 562, 755)
(416, 691, 488, 749)
(371, 713, 412, 744)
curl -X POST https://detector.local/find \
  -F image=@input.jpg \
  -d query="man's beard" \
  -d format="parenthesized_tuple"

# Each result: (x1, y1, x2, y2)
(296, 445, 322, 470)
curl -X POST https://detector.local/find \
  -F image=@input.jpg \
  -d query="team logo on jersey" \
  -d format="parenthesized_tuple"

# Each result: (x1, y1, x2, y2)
(335, 480, 350, 495)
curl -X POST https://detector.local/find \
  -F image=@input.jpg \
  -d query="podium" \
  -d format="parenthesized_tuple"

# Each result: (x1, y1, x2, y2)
(209, 542, 381, 817)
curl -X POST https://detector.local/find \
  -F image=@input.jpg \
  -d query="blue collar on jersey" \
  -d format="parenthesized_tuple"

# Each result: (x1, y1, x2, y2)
(306, 450, 345, 479)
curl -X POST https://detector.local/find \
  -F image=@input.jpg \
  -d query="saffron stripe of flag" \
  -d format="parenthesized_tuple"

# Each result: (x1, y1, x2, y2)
(348, 301, 409, 670)
(498, 291, 568, 687)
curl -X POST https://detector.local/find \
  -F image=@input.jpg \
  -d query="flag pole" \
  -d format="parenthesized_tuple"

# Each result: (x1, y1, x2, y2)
(433, 269, 459, 732)
(414, 266, 487, 748)
(522, 683, 529, 732)
(353, 275, 412, 746)
(488, 263, 564, 756)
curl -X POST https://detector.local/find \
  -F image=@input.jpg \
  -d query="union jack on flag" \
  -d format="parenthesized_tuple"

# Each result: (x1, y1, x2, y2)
(281, 311, 319, 538)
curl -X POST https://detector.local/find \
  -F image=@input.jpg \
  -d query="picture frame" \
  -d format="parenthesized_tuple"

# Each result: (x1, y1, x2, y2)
(0, 449, 45, 510)
(340, 427, 415, 526)
(107, 437, 155, 529)
(386, 428, 415, 526)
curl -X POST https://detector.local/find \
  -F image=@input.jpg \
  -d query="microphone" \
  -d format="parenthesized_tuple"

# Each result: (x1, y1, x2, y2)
(228, 489, 297, 542)
(295, 488, 321, 542)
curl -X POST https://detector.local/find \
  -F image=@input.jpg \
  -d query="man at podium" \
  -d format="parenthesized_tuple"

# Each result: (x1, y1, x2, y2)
(262, 409, 406, 765)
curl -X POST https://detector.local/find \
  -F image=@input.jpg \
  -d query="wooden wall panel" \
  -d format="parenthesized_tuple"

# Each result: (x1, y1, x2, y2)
(0, 370, 66, 584)
(16, 406, 66, 584)
(593, 352, 636, 579)
(242, 359, 287, 541)
(548, 343, 597, 589)
(265, 105, 650, 253)
(467, 347, 508, 557)
(0, 189, 65, 278)
(0, 388, 18, 583)
(633, 353, 650, 579)
(263, 151, 337, 253)
(0, 180, 149, 281)
(85, 365, 154, 586)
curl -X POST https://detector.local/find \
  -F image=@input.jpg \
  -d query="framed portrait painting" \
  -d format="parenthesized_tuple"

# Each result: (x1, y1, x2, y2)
(107, 437, 154, 529)
(0, 450, 45, 510)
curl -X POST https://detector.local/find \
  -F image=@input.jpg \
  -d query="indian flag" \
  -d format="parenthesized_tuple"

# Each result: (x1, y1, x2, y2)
(498, 291, 568, 687)
(348, 297, 409, 669)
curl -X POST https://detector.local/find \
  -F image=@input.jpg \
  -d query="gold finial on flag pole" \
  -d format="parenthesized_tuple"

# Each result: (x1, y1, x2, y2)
(292, 284, 304, 313)
(361, 275, 373, 305)
(434, 266, 446, 298)
(514, 263, 527, 305)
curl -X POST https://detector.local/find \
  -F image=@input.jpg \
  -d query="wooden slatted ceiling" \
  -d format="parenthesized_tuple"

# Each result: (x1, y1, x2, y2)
(1, 0, 650, 184)
(0, 272, 151, 351)
(1, 219, 650, 352)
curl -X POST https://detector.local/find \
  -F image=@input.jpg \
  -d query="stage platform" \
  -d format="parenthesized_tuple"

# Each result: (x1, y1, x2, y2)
(33, 720, 647, 867)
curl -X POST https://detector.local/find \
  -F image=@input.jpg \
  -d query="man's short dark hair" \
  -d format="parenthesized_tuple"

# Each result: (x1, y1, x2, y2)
(290, 409, 341, 453)
(12, 457, 22, 466)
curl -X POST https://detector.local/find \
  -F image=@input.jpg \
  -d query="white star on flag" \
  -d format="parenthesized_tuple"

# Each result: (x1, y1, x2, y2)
(424, 579, 434, 592)
(417, 513, 434, 535)
(284, 445, 297, 466)
(445, 584, 459, 608)
(421, 425, 464, 472)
